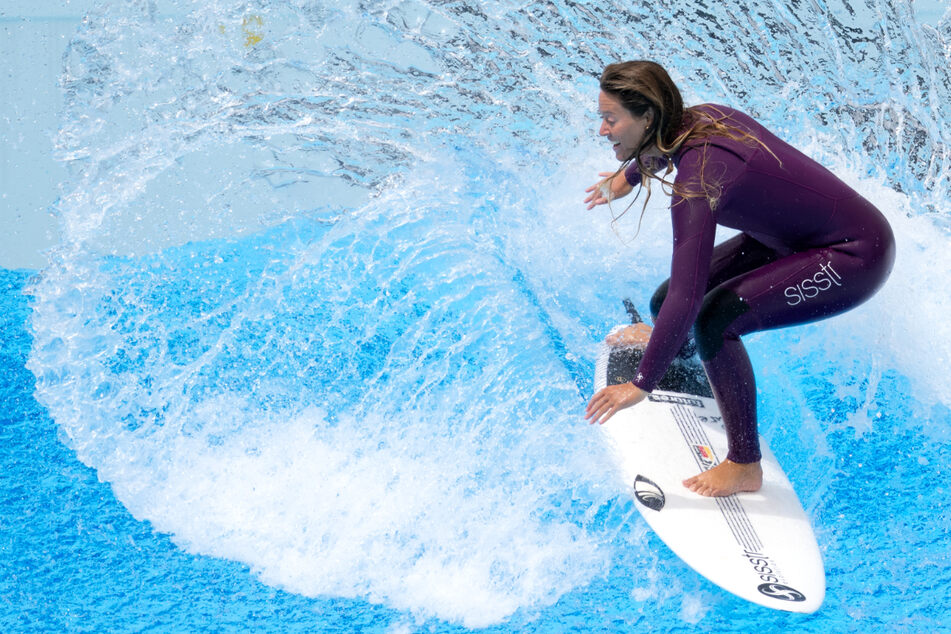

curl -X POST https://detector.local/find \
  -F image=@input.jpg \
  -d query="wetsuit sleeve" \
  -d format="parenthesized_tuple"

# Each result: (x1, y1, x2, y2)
(632, 152, 717, 392)
(624, 156, 668, 186)
(624, 161, 641, 186)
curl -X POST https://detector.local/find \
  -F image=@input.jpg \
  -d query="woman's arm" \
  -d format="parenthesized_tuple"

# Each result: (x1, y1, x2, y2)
(632, 209, 714, 391)
(632, 156, 718, 392)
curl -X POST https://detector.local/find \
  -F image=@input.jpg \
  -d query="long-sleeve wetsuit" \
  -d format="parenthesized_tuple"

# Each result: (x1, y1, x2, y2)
(624, 105, 895, 463)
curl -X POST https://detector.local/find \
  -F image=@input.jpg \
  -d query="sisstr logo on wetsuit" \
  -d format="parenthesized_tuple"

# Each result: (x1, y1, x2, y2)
(783, 261, 843, 306)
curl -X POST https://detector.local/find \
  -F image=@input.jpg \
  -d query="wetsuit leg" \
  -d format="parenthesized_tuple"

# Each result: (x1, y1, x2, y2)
(696, 233, 895, 463)
(650, 233, 780, 358)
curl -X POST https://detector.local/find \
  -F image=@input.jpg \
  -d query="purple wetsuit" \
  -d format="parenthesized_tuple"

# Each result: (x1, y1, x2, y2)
(624, 105, 895, 463)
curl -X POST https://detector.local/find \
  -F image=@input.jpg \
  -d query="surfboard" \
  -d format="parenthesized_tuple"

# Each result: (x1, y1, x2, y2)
(594, 326, 825, 613)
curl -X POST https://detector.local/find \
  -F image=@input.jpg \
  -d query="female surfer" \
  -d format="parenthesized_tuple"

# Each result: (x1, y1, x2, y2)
(582, 61, 895, 497)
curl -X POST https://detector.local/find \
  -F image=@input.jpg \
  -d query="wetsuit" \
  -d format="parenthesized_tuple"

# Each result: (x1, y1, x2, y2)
(624, 105, 895, 464)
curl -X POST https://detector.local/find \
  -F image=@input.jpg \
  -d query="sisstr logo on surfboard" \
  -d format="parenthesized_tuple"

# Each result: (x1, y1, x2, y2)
(742, 548, 807, 603)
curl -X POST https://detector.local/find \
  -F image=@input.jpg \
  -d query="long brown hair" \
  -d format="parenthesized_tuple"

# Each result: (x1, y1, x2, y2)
(599, 61, 774, 222)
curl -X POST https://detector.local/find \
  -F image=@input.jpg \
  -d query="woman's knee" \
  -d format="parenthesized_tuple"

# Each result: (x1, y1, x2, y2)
(694, 287, 751, 361)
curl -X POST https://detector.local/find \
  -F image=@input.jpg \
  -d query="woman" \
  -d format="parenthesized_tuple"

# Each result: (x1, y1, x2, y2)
(583, 61, 895, 497)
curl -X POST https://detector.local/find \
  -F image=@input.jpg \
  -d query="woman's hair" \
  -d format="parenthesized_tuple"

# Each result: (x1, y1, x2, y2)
(599, 60, 774, 225)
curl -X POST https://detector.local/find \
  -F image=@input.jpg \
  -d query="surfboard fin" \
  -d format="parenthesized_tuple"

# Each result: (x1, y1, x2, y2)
(622, 298, 642, 324)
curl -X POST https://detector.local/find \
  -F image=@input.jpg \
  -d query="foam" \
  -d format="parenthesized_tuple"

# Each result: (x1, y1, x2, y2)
(84, 399, 611, 627)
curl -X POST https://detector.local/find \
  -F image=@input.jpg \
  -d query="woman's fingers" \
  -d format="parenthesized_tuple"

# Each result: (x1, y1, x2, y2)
(585, 383, 647, 425)
(584, 172, 621, 209)
(585, 387, 619, 425)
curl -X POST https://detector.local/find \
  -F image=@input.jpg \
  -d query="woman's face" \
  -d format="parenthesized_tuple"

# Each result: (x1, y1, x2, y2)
(598, 90, 654, 161)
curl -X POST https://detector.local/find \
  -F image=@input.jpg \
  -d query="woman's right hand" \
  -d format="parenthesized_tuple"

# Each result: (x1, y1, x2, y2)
(584, 171, 633, 210)
(585, 382, 647, 425)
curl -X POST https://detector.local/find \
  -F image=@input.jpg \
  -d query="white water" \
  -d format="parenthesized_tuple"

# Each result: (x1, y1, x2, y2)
(27, 0, 951, 627)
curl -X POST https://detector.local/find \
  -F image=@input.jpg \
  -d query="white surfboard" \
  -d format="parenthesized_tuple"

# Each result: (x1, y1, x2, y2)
(595, 331, 825, 612)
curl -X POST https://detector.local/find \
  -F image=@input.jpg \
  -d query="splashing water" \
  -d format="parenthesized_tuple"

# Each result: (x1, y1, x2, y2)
(26, 0, 951, 628)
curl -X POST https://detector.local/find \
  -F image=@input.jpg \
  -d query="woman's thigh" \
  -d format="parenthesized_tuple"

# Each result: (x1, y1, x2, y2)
(704, 241, 892, 341)
(650, 233, 779, 318)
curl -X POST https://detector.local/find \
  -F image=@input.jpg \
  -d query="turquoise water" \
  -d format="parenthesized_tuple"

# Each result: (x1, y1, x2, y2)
(4, 0, 951, 631)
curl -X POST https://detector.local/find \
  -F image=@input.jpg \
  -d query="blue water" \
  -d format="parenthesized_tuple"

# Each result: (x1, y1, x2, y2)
(4, 0, 951, 631)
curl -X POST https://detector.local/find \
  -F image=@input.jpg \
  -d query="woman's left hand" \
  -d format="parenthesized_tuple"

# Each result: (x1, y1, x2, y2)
(585, 383, 647, 425)
(584, 171, 633, 210)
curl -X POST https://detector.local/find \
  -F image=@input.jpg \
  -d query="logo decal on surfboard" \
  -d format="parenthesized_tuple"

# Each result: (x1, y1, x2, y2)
(757, 583, 807, 602)
(648, 393, 704, 408)
(691, 444, 717, 470)
(633, 475, 665, 511)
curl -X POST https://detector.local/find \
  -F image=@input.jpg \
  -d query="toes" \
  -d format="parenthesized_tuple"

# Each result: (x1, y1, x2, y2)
(683, 475, 726, 497)
(685, 479, 712, 496)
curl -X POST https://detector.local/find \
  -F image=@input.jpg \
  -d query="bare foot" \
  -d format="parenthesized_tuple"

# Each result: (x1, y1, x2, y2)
(683, 460, 763, 497)
(606, 323, 652, 348)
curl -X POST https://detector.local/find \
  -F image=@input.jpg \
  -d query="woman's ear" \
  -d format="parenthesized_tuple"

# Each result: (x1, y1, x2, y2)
(648, 108, 659, 132)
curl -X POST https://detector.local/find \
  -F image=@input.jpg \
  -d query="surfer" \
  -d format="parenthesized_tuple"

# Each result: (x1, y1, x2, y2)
(582, 61, 895, 497)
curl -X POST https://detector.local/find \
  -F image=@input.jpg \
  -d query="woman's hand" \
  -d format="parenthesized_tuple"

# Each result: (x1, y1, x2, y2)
(584, 171, 634, 210)
(585, 382, 647, 425)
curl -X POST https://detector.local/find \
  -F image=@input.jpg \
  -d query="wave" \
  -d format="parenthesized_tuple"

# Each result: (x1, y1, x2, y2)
(28, 0, 951, 626)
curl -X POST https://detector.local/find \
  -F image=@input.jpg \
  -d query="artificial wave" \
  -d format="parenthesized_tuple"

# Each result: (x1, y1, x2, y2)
(27, 0, 950, 628)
